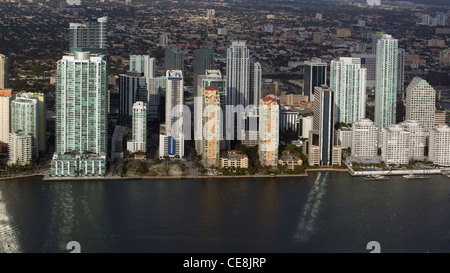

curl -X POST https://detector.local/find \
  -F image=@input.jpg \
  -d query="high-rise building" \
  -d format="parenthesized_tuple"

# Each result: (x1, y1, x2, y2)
(436, 14, 447, 26)
(226, 40, 250, 107)
(258, 95, 279, 167)
(304, 59, 327, 102)
(0, 89, 11, 144)
(202, 86, 221, 168)
(440, 49, 450, 67)
(330, 57, 367, 124)
(250, 61, 262, 108)
(351, 118, 378, 157)
(51, 52, 108, 177)
(375, 34, 398, 132)
(400, 120, 425, 161)
(429, 124, 450, 166)
(22, 92, 46, 154)
(206, 9, 215, 19)
(11, 94, 38, 158)
(119, 71, 147, 125)
(8, 130, 32, 166)
(159, 70, 184, 159)
(351, 53, 376, 88)
(309, 86, 339, 166)
(405, 77, 436, 131)
(130, 55, 155, 78)
(165, 44, 184, 71)
(371, 31, 384, 54)
(195, 70, 226, 154)
(397, 48, 405, 94)
(0, 54, 8, 89)
(148, 76, 167, 120)
(382, 124, 409, 165)
(69, 17, 108, 53)
(159, 33, 169, 47)
(337, 128, 352, 149)
(127, 101, 147, 153)
(193, 49, 214, 96)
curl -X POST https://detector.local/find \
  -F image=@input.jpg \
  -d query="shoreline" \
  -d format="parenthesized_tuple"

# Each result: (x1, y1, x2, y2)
(1, 167, 447, 181)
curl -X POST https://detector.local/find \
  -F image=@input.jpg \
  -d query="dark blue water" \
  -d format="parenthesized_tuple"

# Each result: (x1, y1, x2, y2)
(1, 172, 450, 253)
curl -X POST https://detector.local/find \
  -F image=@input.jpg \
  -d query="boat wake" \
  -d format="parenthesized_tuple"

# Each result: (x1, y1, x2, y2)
(294, 172, 328, 243)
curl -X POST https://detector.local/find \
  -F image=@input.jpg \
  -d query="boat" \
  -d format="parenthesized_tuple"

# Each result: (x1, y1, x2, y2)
(403, 174, 430, 180)
(364, 175, 389, 181)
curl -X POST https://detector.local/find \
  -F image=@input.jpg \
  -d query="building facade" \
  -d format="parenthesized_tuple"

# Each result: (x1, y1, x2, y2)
(375, 34, 398, 132)
(405, 77, 436, 131)
(330, 57, 367, 124)
(0, 54, 8, 89)
(165, 44, 184, 71)
(259, 95, 279, 167)
(51, 52, 108, 177)
(119, 71, 147, 125)
(11, 94, 38, 158)
(351, 118, 378, 157)
(193, 49, 215, 96)
(304, 59, 327, 102)
(0, 89, 11, 144)
(127, 101, 147, 154)
(8, 130, 32, 166)
(400, 120, 425, 161)
(226, 40, 250, 107)
(202, 86, 221, 168)
(69, 17, 108, 53)
(382, 124, 409, 165)
(429, 124, 450, 166)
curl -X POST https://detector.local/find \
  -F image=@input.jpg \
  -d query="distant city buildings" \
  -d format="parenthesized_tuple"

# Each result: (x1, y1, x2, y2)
(0, 89, 12, 144)
(165, 44, 184, 71)
(0, 54, 8, 89)
(405, 77, 436, 131)
(352, 119, 378, 157)
(206, 9, 215, 19)
(375, 34, 398, 132)
(304, 59, 327, 102)
(429, 125, 450, 166)
(330, 57, 367, 124)
(69, 17, 108, 54)
(127, 101, 147, 154)
(159, 32, 169, 47)
(51, 52, 108, 177)
(159, 70, 184, 159)
(440, 49, 450, 67)
(258, 95, 279, 167)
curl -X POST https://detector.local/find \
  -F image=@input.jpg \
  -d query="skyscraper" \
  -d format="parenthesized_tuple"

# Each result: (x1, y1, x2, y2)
(22, 92, 46, 154)
(0, 89, 12, 144)
(130, 55, 155, 78)
(165, 44, 184, 71)
(258, 94, 279, 167)
(119, 71, 147, 125)
(351, 53, 376, 88)
(51, 52, 108, 177)
(351, 118, 378, 157)
(250, 61, 262, 107)
(405, 77, 436, 131)
(304, 59, 327, 102)
(0, 54, 8, 89)
(69, 17, 108, 54)
(127, 101, 147, 153)
(330, 57, 367, 124)
(226, 40, 250, 107)
(311, 86, 336, 166)
(11, 94, 38, 158)
(375, 34, 398, 132)
(429, 124, 450, 166)
(193, 49, 214, 96)
(195, 70, 226, 154)
(159, 70, 184, 159)
(202, 86, 221, 168)
(397, 48, 405, 95)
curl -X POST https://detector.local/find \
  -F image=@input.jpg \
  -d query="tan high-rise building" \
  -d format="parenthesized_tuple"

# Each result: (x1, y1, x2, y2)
(202, 86, 221, 168)
(259, 95, 279, 167)
(0, 89, 12, 144)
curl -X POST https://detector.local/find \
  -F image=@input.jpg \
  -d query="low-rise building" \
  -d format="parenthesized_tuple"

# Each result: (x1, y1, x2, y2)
(220, 150, 249, 169)
(278, 150, 303, 170)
